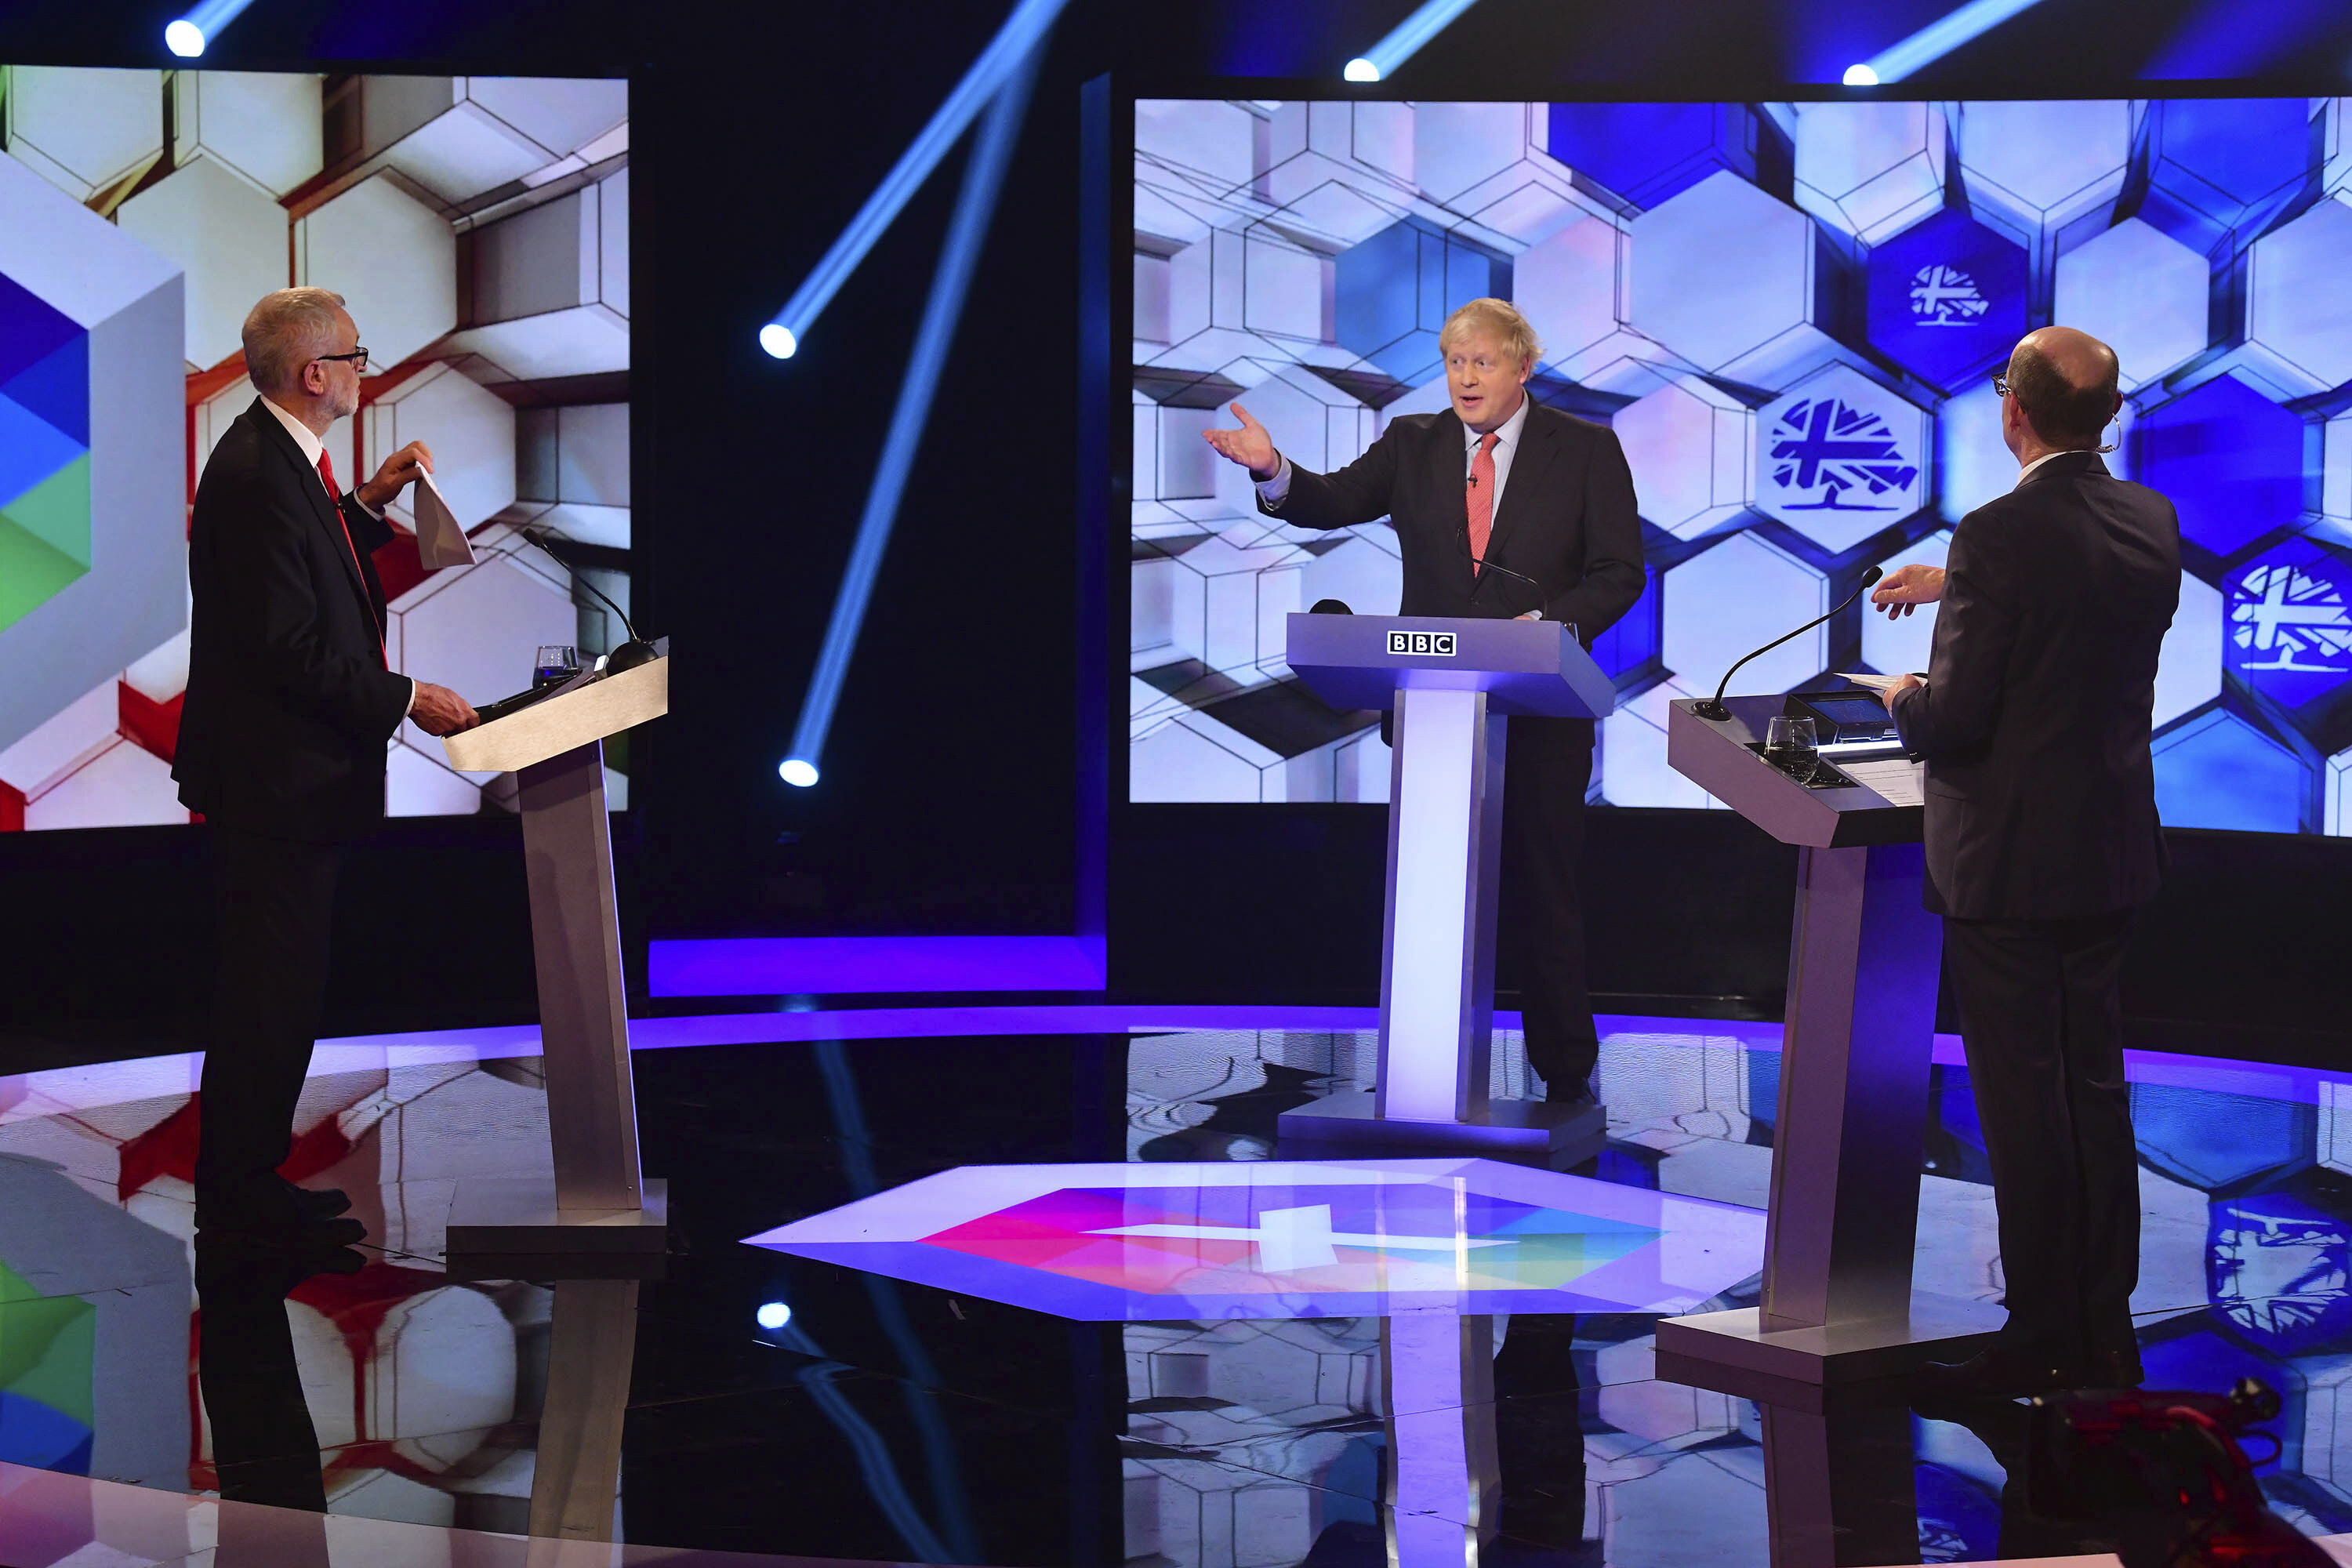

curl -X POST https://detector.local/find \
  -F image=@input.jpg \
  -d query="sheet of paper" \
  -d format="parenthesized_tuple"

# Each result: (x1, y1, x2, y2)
(1839, 757, 1925, 808)
(411, 468, 477, 569)
(1835, 671, 1904, 695)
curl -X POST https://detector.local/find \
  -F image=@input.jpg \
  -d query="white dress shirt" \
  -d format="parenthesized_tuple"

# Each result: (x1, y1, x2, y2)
(2014, 447, 2096, 488)
(257, 396, 415, 713)
(1254, 388, 1534, 516)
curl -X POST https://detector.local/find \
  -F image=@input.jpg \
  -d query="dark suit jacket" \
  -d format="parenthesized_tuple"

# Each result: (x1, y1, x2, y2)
(1258, 401, 1646, 637)
(174, 399, 412, 844)
(1889, 452, 2180, 921)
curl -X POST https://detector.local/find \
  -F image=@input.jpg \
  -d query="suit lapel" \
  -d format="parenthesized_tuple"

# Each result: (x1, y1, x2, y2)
(247, 398, 374, 618)
(1483, 404, 1558, 567)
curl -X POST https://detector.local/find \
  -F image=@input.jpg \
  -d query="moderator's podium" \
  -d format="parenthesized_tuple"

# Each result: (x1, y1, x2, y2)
(1653, 695, 2001, 1404)
(1275, 614, 1615, 1167)
(438, 654, 670, 1276)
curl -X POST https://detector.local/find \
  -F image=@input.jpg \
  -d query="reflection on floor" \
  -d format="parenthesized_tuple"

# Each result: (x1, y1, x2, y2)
(0, 1014, 2349, 1566)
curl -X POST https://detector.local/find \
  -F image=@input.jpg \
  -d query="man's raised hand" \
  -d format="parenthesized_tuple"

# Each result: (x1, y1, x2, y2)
(358, 440, 435, 512)
(1871, 563, 1947, 619)
(1201, 403, 1279, 480)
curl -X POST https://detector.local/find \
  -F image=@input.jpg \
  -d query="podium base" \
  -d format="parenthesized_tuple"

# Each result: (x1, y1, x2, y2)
(444, 1178, 669, 1281)
(1654, 1292, 2005, 1412)
(1275, 1090, 1606, 1170)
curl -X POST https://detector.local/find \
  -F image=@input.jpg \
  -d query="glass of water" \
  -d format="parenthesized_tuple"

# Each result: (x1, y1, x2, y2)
(1765, 714, 1819, 760)
(533, 644, 580, 690)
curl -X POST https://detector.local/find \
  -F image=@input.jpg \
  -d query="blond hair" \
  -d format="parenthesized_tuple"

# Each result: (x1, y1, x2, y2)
(1439, 297, 1542, 369)
(241, 287, 348, 396)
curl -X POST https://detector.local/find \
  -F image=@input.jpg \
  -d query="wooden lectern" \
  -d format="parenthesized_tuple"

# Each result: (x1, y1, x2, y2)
(437, 652, 669, 1276)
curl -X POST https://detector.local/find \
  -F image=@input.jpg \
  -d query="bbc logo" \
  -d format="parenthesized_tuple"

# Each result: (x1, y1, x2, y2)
(1387, 631, 1457, 657)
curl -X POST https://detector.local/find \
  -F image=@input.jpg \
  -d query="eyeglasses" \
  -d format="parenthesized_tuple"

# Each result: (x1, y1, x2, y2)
(1991, 373, 2010, 397)
(315, 348, 370, 371)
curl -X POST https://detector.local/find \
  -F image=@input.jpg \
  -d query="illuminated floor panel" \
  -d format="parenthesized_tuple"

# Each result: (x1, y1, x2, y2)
(746, 1159, 1762, 1319)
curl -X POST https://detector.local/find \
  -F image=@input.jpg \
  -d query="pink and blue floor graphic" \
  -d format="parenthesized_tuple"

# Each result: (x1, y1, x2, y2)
(744, 1158, 1763, 1319)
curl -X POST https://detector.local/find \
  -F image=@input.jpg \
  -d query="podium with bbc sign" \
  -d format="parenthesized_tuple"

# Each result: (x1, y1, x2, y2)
(1273, 614, 1616, 1168)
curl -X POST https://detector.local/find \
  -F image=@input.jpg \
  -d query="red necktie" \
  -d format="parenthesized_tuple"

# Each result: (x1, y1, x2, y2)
(1466, 430, 1499, 574)
(316, 451, 387, 664)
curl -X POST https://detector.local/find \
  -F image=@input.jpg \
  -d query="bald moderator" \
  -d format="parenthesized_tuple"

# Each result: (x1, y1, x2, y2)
(2002, 325, 2122, 463)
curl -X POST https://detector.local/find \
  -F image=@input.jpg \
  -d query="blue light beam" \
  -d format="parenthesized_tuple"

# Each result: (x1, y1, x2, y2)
(778, 50, 1042, 788)
(1344, 0, 1486, 81)
(1848, 0, 2052, 83)
(164, 0, 258, 56)
(758, 0, 1067, 358)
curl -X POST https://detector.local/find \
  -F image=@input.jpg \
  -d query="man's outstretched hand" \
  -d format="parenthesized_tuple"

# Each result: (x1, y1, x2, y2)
(1201, 403, 1279, 480)
(358, 441, 436, 512)
(409, 681, 478, 736)
(1871, 564, 1947, 619)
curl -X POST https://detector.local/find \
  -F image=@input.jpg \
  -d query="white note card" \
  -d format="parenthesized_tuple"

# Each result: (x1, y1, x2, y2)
(412, 469, 477, 568)
(1840, 757, 1925, 808)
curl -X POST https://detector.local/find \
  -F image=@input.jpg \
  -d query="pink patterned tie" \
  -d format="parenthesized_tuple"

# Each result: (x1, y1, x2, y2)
(1466, 430, 1499, 574)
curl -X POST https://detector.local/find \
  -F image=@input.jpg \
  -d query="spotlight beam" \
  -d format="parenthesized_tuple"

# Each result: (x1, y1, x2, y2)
(1345, 0, 1486, 80)
(1850, 0, 2050, 82)
(758, 0, 1067, 358)
(779, 49, 1042, 787)
(164, 0, 258, 56)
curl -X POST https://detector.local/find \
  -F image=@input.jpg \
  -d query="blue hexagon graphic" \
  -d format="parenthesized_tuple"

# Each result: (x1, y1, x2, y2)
(2134, 1083, 2315, 1194)
(1332, 217, 1509, 385)
(2140, 98, 2313, 257)
(2132, 373, 2305, 560)
(1865, 208, 2028, 394)
(2223, 534, 2352, 713)
(1544, 102, 1757, 212)
(1589, 564, 1660, 684)
(2152, 707, 2306, 833)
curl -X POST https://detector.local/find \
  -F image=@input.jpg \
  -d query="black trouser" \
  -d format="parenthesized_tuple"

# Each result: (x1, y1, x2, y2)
(196, 827, 343, 1200)
(1499, 717, 1598, 1095)
(1944, 908, 2140, 1366)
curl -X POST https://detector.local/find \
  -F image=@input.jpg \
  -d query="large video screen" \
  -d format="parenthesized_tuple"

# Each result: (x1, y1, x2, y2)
(0, 67, 629, 831)
(1127, 97, 2350, 835)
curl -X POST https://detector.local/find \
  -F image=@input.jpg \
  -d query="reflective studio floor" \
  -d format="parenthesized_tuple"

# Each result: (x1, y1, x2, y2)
(5, 1006, 2352, 1566)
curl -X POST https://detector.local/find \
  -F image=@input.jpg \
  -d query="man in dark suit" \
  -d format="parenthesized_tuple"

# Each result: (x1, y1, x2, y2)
(1203, 298, 1646, 1104)
(1876, 325, 2179, 1396)
(175, 286, 479, 1233)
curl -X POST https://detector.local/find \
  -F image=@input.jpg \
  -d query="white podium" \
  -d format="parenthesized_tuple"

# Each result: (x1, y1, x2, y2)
(439, 654, 669, 1276)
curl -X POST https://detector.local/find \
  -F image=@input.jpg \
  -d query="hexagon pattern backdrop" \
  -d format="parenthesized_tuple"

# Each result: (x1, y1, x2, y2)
(1128, 98, 2352, 834)
(0, 67, 630, 832)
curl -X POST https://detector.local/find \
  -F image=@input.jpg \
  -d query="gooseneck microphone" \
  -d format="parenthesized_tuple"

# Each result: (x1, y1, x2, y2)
(1693, 565, 1884, 722)
(519, 525, 659, 673)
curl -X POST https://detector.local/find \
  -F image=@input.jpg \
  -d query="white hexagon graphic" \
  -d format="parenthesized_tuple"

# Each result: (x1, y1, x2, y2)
(1662, 531, 1830, 697)
(1210, 361, 1370, 518)
(117, 156, 289, 371)
(171, 71, 324, 198)
(0, 67, 162, 205)
(443, 170, 627, 381)
(294, 175, 457, 373)
(2055, 219, 2210, 394)
(1860, 529, 1953, 677)
(361, 362, 517, 532)
(1936, 377, 2009, 524)
(388, 546, 575, 726)
(2245, 194, 2352, 395)
(2328, 408, 2352, 524)
(1957, 100, 2134, 246)
(1413, 101, 1555, 212)
(2330, 746, 2352, 836)
(1791, 101, 1947, 245)
(2154, 572, 2223, 731)
(23, 736, 184, 829)
(1513, 214, 1668, 385)
(1628, 170, 1835, 385)
(1755, 363, 1931, 554)
(1613, 372, 1754, 539)
(0, 154, 184, 761)
(1600, 680, 1715, 809)
(1136, 99, 1257, 190)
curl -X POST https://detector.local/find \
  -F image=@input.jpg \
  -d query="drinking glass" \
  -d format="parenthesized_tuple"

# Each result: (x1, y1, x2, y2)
(1764, 715, 1818, 759)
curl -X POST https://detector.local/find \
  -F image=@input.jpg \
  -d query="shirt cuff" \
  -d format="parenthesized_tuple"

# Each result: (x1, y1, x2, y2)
(1254, 455, 1292, 507)
(350, 489, 382, 520)
(406, 678, 419, 715)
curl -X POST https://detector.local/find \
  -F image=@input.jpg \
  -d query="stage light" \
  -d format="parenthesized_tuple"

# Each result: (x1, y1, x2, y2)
(1849, 0, 2048, 83)
(779, 757, 819, 788)
(779, 51, 1041, 789)
(164, 0, 258, 60)
(1345, 0, 1484, 82)
(757, 0, 1069, 360)
(758, 324, 797, 360)
(755, 1301, 793, 1330)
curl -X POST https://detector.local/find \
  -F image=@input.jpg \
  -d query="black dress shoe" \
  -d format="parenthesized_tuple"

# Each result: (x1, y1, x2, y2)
(1543, 1078, 1596, 1108)
(1915, 1343, 2078, 1402)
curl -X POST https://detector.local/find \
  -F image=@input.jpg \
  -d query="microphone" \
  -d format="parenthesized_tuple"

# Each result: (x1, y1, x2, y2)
(1693, 565, 1883, 722)
(518, 525, 659, 673)
(1310, 598, 1352, 615)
